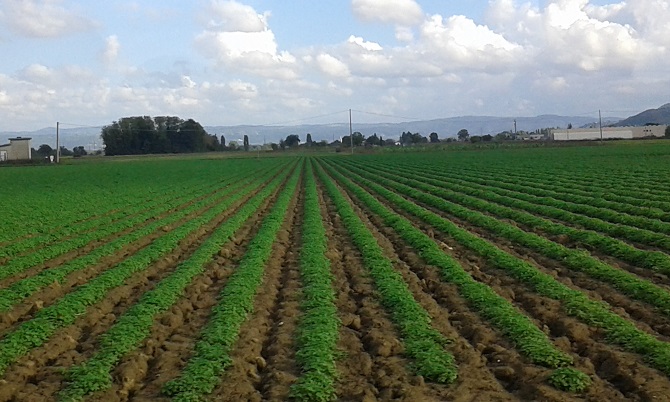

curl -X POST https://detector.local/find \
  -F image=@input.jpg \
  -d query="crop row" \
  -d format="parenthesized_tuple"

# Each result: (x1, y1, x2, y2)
(0, 164, 263, 260)
(318, 160, 590, 391)
(162, 161, 301, 401)
(445, 167, 670, 223)
(338, 159, 670, 315)
(323, 158, 670, 379)
(58, 161, 299, 401)
(0, 167, 277, 313)
(0, 162, 294, 377)
(288, 160, 340, 402)
(313, 161, 459, 384)
(472, 165, 670, 213)
(404, 162, 670, 237)
(374, 160, 670, 252)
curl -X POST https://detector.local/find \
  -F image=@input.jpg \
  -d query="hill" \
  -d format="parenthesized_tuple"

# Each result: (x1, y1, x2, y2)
(613, 103, 670, 126)
(1, 113, 617, 148)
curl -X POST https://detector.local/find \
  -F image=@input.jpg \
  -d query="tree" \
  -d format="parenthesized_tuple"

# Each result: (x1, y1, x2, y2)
(101, 116, 211, 156)
(284, 134, 300, 148)
(243, 135, 250, 152)
(429, 132, 439, 143)
(666, 126, 670, 138)
(59, 146, 73, 157)
(270, 142, 279, 151)
(482, 134, 493, 142)
(306, 133, 313, 147)
(73, 146, 87, 157)
(228, 140, 239, 150)
(567, 123, 573, 129)
(457, 129, 469, 141)
(279, 139, 286, 150)
(365, 133, 381, 146)
(35, 144, 54, 158)
(220, 135, 226, 149)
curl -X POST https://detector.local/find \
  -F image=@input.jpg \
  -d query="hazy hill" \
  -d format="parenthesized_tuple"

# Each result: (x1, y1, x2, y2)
(0, 113, 617, 148)
(613, 103, 670, 127)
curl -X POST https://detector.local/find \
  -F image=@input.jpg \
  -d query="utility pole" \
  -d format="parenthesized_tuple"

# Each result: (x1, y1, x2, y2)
(599, 109, 603, 142)
(56, 121, 60, 163)
(349, 108, 353, 155)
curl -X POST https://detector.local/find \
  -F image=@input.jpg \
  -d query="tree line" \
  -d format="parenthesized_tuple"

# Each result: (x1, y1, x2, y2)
(101, 116, 220, 156)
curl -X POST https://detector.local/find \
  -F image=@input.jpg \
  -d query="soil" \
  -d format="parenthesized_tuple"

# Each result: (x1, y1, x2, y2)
(3, 159, 670, 402)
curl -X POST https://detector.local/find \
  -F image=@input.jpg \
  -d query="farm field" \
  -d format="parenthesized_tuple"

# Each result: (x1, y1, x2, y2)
(1, 142, 670, 401)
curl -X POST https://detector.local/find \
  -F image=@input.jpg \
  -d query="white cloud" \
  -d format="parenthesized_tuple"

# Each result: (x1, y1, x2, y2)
(195, 1, 298, 80)
(204, 0, 269, 32)
(316, 54, 351, 78)
(102, 35, 120, 64)
(348, 35, 383, 51)
(352, 0, 423, 26)
(0, 0, 95, 38)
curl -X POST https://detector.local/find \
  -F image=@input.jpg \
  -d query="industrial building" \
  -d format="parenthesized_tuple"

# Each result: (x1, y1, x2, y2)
(552, 125, 667, 141)
(0, 137, 32, 161)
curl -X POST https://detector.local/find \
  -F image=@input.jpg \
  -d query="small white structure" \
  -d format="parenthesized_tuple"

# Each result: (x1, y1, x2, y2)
(0, 137, 32, 161)
(553, 125, 667, 141)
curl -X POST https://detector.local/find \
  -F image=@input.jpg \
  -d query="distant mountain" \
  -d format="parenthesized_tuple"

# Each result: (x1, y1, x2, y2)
(612, 103, 670, 127)
(0, 113, 618, 148)
(207, 114, 613, 144)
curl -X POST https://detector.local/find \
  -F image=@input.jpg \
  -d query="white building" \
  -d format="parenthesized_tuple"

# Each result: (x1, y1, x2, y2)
(0, 137, 32, 161)
(552, 125, 667, 141)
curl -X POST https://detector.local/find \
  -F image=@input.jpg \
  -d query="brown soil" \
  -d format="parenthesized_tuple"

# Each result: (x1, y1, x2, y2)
(0, 175, 284, 402)
(340, 170, 670, 401)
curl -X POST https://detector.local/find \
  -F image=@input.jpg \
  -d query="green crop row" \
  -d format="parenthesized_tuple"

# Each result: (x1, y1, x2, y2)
(0, 162, 295, 377)
(325, 160, 670, 379)
(450, 168, 670, 223)
(0, 167, 276, 312)
(471, 165, 670, 213)
(0, 164, 254, 260)
(375, 160, 670, 252)
(57, 162, 298, 401)
(313, 161, 459, 385)
(319, 160, 589, 391)
(400, 162, 670, 236)
(338, 159, 670, 315)
(289, 160, 340, 402)
(162, 161, 302, 402)
(354, 160, 670, 276)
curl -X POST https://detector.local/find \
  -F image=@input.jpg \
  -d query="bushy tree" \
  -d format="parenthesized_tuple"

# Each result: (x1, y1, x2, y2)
(101, 116, 210, 156)
(73, 146, 87, 157)
(429, 132, 439, 143)
(284, 134, 300, 148)
(457, 129, 469, 141)
(243, 135, 250, 151)
(306, 133, 313, 146)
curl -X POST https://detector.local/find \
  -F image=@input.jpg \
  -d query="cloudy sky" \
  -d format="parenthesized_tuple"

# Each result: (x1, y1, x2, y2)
(0, 0, 668, 131)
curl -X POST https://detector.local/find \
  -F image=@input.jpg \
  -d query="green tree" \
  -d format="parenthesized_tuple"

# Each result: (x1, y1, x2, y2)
(35, 144, 54, 158)
(306, 133, 313, 146)
(243, 135, 250, 152)
(457, 129, 469, 141)
(59, 146, 73, 157)
(220, 135, 226, 149)
(665, 126, 670, 137)
(285, 134, 300, 148)
(73, 146, 87, 157)
(429, 132, 439, 143)
(482, 134, 493, 142)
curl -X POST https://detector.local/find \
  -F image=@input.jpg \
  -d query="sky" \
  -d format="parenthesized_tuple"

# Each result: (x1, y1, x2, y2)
(0, 0, 669, 131)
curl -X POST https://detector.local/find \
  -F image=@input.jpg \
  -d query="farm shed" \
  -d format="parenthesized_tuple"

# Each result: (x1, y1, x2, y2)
(552, 125, 667, 141)
(0, 137, 32, 161)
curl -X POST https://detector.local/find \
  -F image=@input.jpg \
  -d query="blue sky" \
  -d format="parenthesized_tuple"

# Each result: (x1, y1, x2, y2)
(0, 0, 668, 131)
